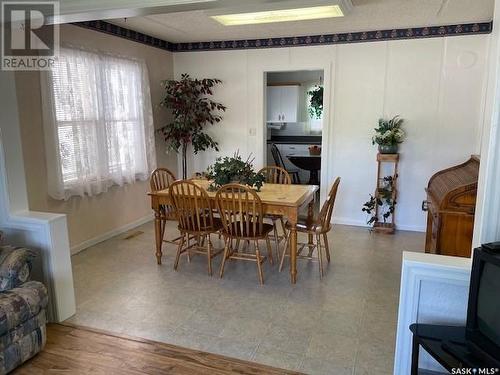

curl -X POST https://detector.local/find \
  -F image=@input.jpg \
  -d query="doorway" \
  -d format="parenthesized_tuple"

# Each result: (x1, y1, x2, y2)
(264, 70, 325, 198)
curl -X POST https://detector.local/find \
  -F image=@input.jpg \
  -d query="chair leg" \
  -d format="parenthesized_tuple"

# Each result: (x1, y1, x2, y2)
(279, 218, 287, 237)
(272, 218, 280, 260)
(316, 234, 324, 279)
(323, 233, 331, 263)
(219, 238, 230, 278)
(207, 234, 213, 276)
(255, 242, 264, 285)
(160, 219, 167, 242)
(265, 236, 274, 265)
(279, 230, 290, 272)
(174, 233, 185, 271)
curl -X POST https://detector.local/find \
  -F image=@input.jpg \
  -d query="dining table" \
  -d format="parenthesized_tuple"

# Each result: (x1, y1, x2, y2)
(287, 153, 321, 185)
(148, 179, 318, 284)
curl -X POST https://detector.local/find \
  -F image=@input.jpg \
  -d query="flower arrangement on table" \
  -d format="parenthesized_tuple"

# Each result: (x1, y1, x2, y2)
(372, 115, 405, 154)
(205, 152, 265, 191)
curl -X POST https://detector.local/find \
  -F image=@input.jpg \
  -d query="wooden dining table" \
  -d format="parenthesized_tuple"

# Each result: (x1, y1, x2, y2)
(148, 179, 318, 284)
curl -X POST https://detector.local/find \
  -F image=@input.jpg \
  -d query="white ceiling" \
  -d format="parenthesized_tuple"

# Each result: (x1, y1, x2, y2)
(108, 0, 495, 43)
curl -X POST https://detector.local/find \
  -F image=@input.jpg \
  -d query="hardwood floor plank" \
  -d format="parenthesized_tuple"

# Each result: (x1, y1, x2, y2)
(14, 324, 303, 375)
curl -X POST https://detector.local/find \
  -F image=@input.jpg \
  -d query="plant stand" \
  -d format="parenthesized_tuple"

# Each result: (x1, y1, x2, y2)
(373, 153, 399, 234)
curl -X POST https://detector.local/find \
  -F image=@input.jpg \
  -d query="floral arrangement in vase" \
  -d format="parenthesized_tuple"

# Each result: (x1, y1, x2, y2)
(371, 116, 405, 154)
(308, 145, 321, 155)
(205, 152, 265, 191)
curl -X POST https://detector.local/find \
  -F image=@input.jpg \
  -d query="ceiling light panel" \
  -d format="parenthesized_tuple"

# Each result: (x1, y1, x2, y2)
(211, 5, 345, 26)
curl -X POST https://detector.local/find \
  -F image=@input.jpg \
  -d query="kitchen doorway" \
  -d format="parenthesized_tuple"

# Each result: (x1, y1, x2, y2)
(264, 70, 324, 200)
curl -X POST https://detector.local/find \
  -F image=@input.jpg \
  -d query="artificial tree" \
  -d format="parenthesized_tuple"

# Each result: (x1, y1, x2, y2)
(158, 74, 226, 179)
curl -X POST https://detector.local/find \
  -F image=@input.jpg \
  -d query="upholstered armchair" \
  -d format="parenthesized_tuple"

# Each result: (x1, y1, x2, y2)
(0, 245, 48, 374)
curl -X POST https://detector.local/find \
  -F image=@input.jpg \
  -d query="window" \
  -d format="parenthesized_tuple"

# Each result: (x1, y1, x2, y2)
(42, 47, 156, 200)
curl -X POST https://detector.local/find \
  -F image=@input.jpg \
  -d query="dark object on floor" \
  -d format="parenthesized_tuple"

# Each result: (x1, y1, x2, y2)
(15, 324, 303, 375)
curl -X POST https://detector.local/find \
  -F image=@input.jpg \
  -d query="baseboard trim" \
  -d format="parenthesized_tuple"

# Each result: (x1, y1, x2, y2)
(70, 214, 154, 255)
(333, 217, 425, 233)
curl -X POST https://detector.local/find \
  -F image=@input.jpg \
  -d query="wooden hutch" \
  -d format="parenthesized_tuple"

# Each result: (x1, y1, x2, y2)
(423, 156, 480, 258)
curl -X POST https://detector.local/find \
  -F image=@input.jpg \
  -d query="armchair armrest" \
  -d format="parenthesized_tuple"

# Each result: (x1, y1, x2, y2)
(0, 246, 36, 292)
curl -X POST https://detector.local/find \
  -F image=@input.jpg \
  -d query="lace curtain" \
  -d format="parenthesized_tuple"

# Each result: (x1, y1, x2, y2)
(41, 46, 156, 200)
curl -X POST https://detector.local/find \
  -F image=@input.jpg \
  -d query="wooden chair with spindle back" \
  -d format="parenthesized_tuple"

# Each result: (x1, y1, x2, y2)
(270, 144, 301, 184)
(216, 184, 275, 285)
(280, 177, 341, 278)
(150, 168, 178, 244)
(169, 180, 223, 275)
(258, 166, 291, 259)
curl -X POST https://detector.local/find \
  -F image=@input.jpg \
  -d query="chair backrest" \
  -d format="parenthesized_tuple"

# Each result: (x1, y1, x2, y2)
(169, 180, 215, 233)
(150, 168, 176, 192)
(270, 144, 285, 169)
(258, 166, 291, 185)
(318, 177, 341, 228)
(216, 184, 264, 238)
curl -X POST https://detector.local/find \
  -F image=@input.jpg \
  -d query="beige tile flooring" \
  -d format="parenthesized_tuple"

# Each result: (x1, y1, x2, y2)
(67, 220, 425, 375)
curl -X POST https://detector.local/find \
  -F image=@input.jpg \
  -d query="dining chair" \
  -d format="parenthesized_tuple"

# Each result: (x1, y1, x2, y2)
(258, 166, 290, 259)
(279, 177, 341, 278)
(169, 180, 223, 276)
(270, 144, 301, 184)
(216, 184, 274, 285)
(150, 168, 179, 244)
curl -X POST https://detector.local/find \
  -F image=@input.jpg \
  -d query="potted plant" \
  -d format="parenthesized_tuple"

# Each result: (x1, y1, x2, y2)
(362, 176, 397, 225)
(307, 85, 323, 119)
(158, 74, 226, 179)
(372, 116, 405, 154)
(205, 152, 265, 191)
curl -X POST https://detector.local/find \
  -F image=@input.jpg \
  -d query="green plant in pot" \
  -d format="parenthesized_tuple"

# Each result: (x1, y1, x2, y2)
(158, 74, 226, 179)
(372, 116, 405, 154)
(362, 175, 397, 225)
(307, 85, 323, 119)
(206, 152, 265, 192)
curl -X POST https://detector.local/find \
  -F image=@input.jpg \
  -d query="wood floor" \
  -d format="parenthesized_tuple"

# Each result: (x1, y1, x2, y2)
(15, 324, 303, 375)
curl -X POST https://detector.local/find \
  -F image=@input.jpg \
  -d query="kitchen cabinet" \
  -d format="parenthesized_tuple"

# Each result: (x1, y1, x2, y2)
(266, 86, 299, 123)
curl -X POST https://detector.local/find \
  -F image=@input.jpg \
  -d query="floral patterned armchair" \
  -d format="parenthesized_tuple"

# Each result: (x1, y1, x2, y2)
(0, 245, 48, 374)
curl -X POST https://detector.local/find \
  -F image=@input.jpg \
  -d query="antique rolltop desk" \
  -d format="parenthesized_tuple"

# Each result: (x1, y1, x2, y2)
(423, 156, 480, 258)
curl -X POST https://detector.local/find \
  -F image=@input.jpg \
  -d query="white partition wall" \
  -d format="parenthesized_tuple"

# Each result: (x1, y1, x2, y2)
(0, 71, 76, 322)
(394, 252, 472, 374)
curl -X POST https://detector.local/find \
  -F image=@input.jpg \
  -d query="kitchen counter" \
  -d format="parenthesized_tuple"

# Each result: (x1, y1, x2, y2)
(267, 136, 322, 145)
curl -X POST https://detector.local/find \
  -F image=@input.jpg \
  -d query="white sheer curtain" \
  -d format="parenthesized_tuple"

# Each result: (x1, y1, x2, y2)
(41, 46, 156, 200)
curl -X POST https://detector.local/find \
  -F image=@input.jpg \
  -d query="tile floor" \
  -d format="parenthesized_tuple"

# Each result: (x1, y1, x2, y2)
(67, 221, 425, 375)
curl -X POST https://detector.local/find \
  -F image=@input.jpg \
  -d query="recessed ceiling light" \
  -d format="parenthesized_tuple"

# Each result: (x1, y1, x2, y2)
(211, 5, 345, 26)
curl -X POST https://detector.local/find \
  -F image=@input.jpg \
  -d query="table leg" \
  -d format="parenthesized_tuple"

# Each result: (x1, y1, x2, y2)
(289, 224, 298, 284)
(411, 334, 419, 375)
(154, 211, 163, 265)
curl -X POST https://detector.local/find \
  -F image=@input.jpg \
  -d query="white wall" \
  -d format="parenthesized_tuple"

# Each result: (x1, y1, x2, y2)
(0, 71, 75, 323)
(174, 35, 489, 232)
(474, 0, 500, 246)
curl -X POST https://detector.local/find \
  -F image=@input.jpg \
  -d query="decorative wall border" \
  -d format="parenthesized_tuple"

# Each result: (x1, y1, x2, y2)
(74, 20, 492, 54)
(74, 20, 176, 51)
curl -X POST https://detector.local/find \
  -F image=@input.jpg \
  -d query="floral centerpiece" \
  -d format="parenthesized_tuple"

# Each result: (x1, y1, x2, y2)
(206, 152, 265, 191)
(371, 116, 405, 154)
